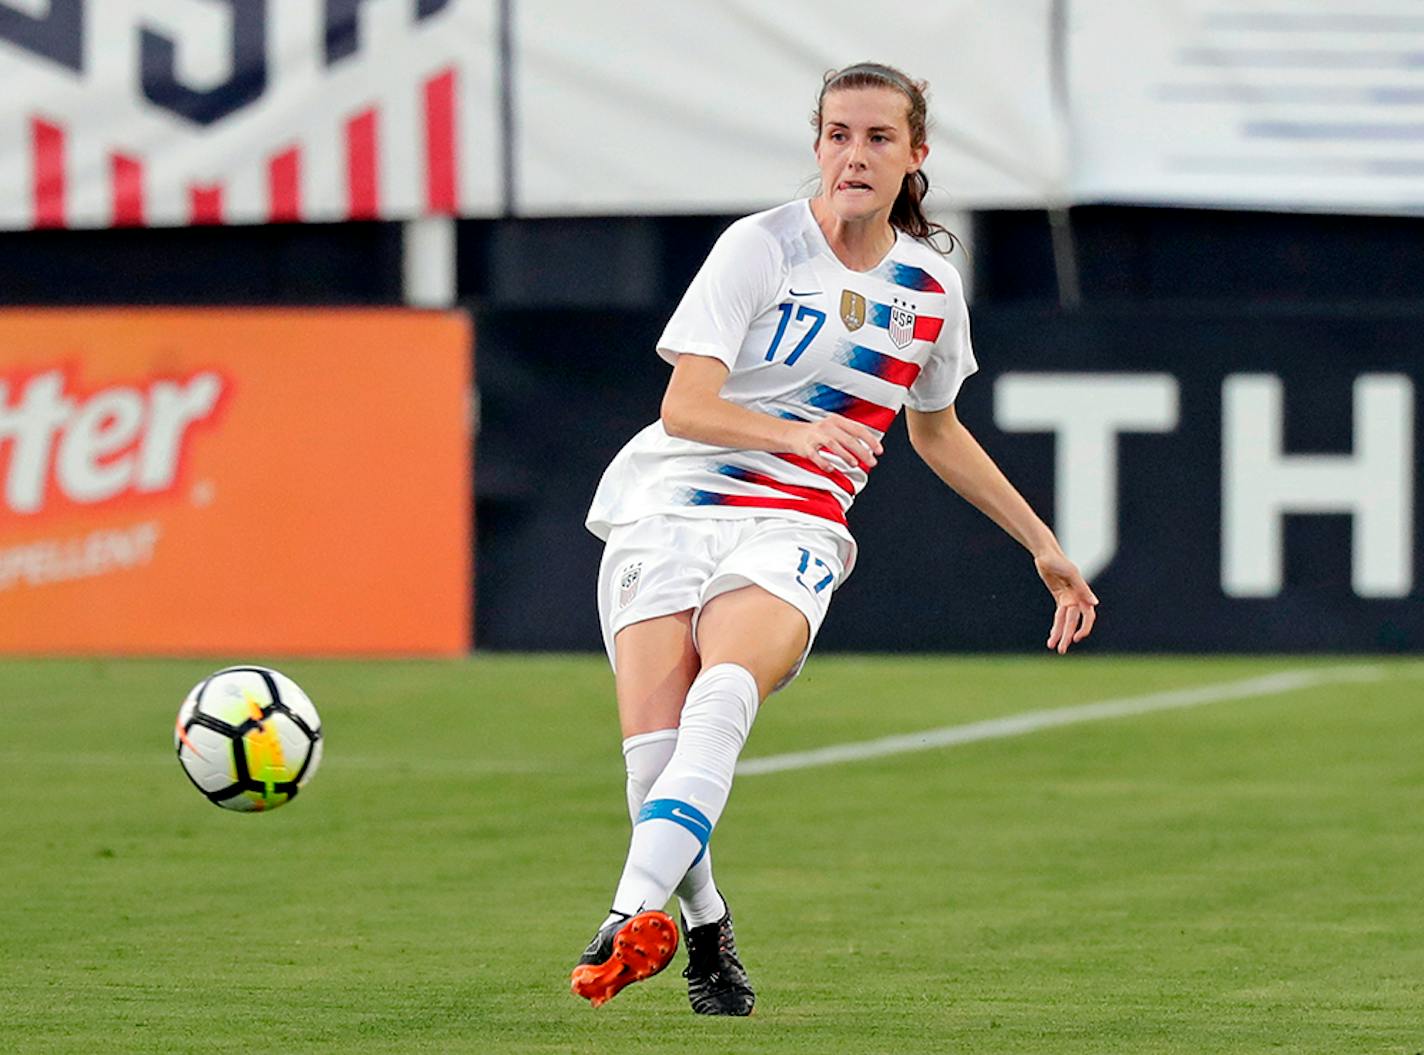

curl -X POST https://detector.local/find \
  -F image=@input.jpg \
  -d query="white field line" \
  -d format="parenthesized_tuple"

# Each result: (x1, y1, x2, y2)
(737, 665, 1386, 777)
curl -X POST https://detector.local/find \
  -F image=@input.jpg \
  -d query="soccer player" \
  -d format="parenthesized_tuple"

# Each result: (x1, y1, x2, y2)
(571, 62, 1099, 1014)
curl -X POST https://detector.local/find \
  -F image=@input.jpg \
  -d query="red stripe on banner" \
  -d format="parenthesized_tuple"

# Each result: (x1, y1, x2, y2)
(32, 118, 65, 229)
(913, 315, 944, 343)
(835, 396, 897, 433)
(189, 184, 223, 225)
(346, 107, 379, 219)
(268, 147, 301, 223)
(704, 492, 848, 526)
(773, 453, 857, 495)
(111, 153, 144, 227)
(424, 67, 457, 214)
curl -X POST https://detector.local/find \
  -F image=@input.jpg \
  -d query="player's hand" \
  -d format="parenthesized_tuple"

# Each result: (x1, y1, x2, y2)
(1035, 549, 1098, 654)
(792, 413, 883, 472)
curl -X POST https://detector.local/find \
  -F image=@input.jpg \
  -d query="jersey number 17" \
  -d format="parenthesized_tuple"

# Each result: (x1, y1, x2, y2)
(765, 303, 827, 366)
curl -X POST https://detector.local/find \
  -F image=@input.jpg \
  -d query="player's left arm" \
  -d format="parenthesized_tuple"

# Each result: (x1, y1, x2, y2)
(904, 404, 1099, 653)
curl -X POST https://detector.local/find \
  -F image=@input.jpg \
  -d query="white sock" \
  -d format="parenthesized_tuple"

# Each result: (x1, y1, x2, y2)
(610, 664, 759, 919)
(621, 729, 727, 927)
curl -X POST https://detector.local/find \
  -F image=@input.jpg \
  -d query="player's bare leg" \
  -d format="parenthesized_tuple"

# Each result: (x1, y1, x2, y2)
(614, 610, 699, 737)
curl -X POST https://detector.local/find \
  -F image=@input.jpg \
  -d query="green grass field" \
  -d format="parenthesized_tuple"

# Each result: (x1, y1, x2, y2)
(3, 654, 1422, 1054)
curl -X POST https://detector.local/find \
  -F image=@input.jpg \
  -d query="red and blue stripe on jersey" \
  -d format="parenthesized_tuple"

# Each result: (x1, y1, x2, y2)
(832, 342, 922, 388)
(771, 452, 856, 495)
(792, 383, 898, 432)
(684, 353, 919, 523)
(678, 257, 948, 526)
(871, 259, 947, 294)
(685, 465, 849, 525)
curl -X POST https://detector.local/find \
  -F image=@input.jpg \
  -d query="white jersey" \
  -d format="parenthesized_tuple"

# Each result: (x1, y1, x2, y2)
(586, 199, 978, 577)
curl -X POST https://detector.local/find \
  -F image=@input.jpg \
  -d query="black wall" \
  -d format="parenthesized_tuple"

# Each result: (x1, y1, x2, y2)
(473, 303, 1424, 653)
(0, 222, 403, 305)
(978, 207, 1424, 304)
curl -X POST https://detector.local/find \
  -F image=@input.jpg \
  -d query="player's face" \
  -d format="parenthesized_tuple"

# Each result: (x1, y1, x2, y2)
(815, 87, 928, 223)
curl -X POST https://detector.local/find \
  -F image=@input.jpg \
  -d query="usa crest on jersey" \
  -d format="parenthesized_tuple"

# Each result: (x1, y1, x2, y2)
(889, 303, 916, 349)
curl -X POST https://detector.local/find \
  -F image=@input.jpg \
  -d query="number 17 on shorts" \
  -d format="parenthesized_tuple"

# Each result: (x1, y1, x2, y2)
(795, 546, 834, 593)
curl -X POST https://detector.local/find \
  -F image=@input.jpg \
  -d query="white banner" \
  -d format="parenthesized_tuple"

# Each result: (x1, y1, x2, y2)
(511, 0, 1066, 216)
(8, 1, 1424, 229)
(1070, 0, 1424, 213)
(0, 0, 500, 228)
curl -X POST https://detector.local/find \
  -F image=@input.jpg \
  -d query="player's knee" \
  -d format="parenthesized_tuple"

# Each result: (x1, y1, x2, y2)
(679, 663, 759, 751)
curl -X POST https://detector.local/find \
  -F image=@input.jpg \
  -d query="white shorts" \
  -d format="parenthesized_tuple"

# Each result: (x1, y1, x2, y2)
(597, 514, 850, 691)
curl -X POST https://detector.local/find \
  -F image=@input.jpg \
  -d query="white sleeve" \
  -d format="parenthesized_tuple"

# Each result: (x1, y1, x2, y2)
(657, 220, 784, 368)
(905, 275, 978, 412)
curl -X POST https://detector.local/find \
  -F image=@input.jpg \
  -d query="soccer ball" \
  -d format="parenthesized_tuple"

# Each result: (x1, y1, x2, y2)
(174, 666, 323, 812)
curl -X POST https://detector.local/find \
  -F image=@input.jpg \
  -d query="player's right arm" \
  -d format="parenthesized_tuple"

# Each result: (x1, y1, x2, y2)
(660, 353, 882, 472)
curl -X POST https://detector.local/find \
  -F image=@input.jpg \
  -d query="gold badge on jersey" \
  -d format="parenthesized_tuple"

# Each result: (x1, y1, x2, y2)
(840, 290, 867, 331)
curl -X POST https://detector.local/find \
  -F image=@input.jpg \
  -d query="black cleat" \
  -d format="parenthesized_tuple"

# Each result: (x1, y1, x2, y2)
(570, 910, 679, 1008)
(575, 912, 628, 968)
(681, 909, 755, 1016)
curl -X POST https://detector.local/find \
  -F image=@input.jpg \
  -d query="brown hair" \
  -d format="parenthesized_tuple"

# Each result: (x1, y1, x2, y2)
(813, 62, 957, 254)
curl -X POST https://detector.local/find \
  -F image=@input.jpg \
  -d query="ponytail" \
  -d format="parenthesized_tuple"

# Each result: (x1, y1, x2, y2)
(891, 169, 957, 255)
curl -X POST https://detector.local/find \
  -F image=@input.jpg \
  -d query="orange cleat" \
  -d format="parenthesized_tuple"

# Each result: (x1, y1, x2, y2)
(570, 910, 679, 1008)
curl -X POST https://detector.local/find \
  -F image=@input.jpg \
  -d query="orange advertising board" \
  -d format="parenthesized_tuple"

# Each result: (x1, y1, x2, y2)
(0, 309, 471, 655)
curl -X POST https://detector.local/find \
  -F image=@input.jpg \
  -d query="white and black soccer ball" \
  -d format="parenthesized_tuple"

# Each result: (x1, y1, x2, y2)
(174, 666, 323, 812)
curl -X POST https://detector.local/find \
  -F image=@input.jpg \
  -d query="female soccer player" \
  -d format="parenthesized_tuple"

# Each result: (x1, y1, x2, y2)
(571, 62, 1098, 1015)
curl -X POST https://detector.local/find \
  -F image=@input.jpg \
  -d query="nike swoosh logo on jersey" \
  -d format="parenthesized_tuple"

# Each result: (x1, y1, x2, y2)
(789, 289, 822, 297)
(670, 807, 712, 834)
